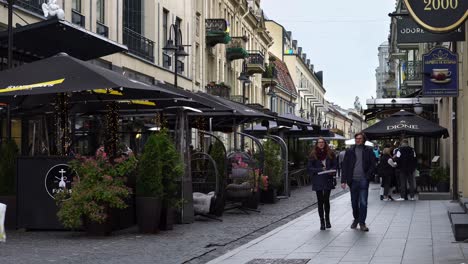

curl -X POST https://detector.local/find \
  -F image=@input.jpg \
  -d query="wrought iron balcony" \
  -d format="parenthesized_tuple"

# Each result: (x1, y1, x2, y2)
(96, 22, 109, 38)
(402, 61, 422, 86)
(123, 27, 155, 63)
(261, 64, 278, 88)
(15, 0, 44, 16)
(72, 9, 85, 27)
(206, 83, 231, 99)
(206, 19, 231, 47)
(230, 95, 246, 104)
(246, 51, 265, 74)
(226, 37, 248, 61)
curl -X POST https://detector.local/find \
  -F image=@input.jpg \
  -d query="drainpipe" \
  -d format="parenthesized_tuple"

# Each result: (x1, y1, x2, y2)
(452, 41, 458, 200)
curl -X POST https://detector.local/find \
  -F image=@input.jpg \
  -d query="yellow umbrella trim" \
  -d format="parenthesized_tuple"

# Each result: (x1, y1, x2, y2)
(0, 78, 65, 93)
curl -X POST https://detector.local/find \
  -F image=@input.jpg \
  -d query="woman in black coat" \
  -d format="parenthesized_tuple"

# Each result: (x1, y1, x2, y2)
(378, 147, 397, 201)
(307, 137, 337, 230)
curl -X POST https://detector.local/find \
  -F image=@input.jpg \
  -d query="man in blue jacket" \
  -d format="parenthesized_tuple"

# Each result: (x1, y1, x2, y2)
(341, 132, 376, 232)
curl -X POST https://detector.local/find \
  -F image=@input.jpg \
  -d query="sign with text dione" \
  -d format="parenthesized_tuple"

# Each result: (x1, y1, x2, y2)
(423, 47, 458, 97)
(397, 16, 465, 43)
(404, 0, 468, 33)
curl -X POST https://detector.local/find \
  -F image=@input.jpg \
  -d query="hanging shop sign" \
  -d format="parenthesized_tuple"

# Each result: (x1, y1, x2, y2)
(397, 16, 465, 43)
(403, 0, 468, 33)
(422, 47, 458, 97)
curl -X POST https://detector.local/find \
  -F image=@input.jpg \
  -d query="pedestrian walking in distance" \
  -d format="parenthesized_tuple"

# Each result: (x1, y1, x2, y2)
(394, 139, 417, 201)
(341, 132, 376, 232)
(378, 147, 397, 201)
(307, 137, 337, 230)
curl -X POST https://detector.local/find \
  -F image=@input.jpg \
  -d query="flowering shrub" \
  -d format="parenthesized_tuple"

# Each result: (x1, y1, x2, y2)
(56, 154, 137, 229)
(231, 155, 249, 169)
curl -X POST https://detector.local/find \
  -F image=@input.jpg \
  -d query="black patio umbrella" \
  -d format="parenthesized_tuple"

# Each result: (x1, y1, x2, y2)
(362, 109, 449, 140)
(0, 53, 184, 100)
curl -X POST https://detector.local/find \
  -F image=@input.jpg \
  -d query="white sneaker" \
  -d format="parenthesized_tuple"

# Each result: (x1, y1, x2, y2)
(395, 198, 405, 201)
(409, 197, 415, 201)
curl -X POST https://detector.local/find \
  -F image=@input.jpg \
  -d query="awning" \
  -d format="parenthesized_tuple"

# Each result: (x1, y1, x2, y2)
(0, 18, 127, 61)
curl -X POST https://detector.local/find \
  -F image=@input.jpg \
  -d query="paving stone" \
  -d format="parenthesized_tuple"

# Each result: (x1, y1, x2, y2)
(246, 259, 310, 264)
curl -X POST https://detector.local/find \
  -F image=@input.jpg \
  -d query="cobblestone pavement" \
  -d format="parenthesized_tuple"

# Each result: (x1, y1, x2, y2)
(0, 185, 347, 264)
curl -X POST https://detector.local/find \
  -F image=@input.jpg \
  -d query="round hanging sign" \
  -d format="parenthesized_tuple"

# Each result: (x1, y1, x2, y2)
(404, 0, 468, 33)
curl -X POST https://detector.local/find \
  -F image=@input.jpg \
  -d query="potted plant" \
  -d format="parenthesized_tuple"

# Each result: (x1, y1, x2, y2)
(156, 130, 183, 231)
(0, 140, 18, 229)
(136, 133, 164, 233)
(136, 129, 183, 232)
(261, 139, 283, 203)
(431, 166, 450, 192)
(56, 153, 137, 236)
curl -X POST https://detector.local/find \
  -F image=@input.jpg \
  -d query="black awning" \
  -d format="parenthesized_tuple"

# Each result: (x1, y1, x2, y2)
(0, 18, 127, 61)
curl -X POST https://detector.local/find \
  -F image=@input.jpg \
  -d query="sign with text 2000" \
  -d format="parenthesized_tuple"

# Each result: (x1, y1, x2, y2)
(404, 0, 468, 33)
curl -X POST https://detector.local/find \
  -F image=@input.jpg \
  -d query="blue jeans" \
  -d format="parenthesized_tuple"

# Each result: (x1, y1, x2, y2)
(350, 178, 369, 225)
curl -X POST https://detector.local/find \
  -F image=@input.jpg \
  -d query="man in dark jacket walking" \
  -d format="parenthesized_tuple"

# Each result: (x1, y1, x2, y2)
(341, 132, 376, 232)
(394, 139, 417, 200)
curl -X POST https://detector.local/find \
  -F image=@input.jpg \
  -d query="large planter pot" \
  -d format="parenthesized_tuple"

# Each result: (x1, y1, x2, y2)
(213, 195, 225, 217)
(159, 202, 175, 231)
(136, 197, 162, 233)
(0, 196, 16, 230)
(83, 215, 112, 236)
(260, 188, 278, 204)
(243, 191, 260, 209)
(437, 182, 450, 192)
(110, 195, 136, 231)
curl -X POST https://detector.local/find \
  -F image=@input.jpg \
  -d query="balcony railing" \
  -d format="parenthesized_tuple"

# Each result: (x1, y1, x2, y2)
(230, 95, 246, 104)
(261, 65, 279, 88)
(404, 61, 423, 82)
(96, 22, 109, 38)
(15, 0, 45, 16)
(246, 51, 265, 74)
(206, 19, 231, 47)
(226, 37, 248, 61)
(123, 27, 155, 63)
(206, 83, 230, 99)
(72, 9, 85, 27)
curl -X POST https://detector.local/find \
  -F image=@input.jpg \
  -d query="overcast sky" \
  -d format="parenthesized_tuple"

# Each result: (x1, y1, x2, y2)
(262, 0, 396, 110)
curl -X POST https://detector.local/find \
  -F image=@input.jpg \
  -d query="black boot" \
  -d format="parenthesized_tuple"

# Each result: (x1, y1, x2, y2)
(325, 215, 331, 229)
(320, 218, 325, 230)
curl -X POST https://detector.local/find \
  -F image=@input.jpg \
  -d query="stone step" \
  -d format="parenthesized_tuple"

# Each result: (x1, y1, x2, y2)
(419, 192, 451, 200)
(448, 204, 466, 223)
(450, 214, 468, 241)
(460, 198, 468, 207)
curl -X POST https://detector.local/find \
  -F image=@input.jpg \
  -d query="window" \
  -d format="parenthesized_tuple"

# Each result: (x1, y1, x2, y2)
(195, 15, 200, 37)
(175, 17, 182, 29)
(96, 0, 105, 23)
(195, 44, 200, 81)
(72, 0, 81, 12)
(163, 9, 169, 48)
(123, 0, 143, 33)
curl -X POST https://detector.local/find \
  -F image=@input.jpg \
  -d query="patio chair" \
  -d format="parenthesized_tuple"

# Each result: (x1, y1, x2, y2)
(191, 152, 223, 221)
(224, 152, 260, 214)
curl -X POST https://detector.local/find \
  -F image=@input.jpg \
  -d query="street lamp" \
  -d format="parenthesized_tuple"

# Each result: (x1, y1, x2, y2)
(238, 61, 251, 104)
(163, 23, 189, 89)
